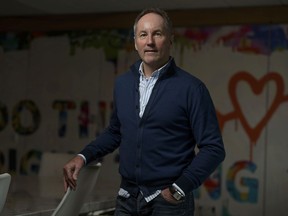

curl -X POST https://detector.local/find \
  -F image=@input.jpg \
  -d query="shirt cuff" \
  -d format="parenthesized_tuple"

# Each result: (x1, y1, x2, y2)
(77, 153, 87, 164)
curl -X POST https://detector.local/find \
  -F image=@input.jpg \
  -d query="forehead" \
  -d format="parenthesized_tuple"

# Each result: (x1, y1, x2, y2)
(136, 13, 165, 32)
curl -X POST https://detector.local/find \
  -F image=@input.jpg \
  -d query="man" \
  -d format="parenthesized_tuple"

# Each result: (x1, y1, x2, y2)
(63, 7, 225, 216)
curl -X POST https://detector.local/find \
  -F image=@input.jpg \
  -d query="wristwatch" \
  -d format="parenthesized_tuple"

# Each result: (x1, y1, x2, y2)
(169, 185, 185, 201)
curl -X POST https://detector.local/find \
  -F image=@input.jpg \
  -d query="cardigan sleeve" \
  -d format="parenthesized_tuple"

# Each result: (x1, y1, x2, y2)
(79, 90, 122, 164)
(175, 83, 226, 194)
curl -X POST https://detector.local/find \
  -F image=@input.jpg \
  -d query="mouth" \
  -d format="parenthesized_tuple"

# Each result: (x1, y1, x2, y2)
(144, 50, 157, 54)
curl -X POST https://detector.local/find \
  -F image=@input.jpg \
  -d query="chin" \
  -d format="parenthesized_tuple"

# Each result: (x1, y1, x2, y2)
(143, 56, 159, 63)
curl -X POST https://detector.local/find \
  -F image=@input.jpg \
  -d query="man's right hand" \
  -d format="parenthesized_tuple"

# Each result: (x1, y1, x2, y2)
(63, 155, 85, 192)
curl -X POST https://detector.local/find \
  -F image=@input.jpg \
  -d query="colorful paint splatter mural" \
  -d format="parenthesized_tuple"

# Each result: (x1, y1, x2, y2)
(0, 25, 288, 215)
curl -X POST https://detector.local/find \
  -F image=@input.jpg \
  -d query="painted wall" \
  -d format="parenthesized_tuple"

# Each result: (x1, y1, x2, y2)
(0, 25, 288, 215)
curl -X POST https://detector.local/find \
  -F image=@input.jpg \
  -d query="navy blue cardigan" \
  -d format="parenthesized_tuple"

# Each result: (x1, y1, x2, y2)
(80, 58, 225, 196)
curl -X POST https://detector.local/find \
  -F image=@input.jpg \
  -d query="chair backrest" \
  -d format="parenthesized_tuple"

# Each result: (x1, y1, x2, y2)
(51, 162, 101, 216)
(0, 173, 11, 214)
(39, 152, 76, 199)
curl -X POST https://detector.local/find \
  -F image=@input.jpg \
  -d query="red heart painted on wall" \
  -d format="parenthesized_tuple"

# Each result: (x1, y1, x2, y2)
(228, 71, 286, 159)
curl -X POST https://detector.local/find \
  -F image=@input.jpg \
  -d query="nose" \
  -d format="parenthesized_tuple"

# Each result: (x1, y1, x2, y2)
(146, 34, 154, 45)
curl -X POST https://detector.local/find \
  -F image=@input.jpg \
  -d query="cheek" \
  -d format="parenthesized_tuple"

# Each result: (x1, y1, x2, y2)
(158, 42, 171, 52)
(157, 38, 170, 46)
(135, 41, 145, 51)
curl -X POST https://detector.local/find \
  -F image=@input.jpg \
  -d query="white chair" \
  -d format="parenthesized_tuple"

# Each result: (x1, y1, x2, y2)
(39, 152, 76, 199)
(0, 173, 11, 214)
(51, 162, 101, 216)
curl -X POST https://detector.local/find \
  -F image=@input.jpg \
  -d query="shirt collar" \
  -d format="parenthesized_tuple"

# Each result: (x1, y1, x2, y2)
(138, 58, 172, 79)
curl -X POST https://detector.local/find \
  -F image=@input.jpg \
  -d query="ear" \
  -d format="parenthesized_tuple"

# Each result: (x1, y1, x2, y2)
(135, 41, 138, 51)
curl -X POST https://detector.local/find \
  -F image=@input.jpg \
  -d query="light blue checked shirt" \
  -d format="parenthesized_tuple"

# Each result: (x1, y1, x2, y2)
(138, 63, 163, 118)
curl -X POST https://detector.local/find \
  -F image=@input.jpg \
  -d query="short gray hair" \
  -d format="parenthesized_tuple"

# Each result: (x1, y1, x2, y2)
(133, 8, 174, 37)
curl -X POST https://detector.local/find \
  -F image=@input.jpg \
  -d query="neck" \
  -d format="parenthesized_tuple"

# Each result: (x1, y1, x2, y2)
(142, 58, 170, 78)
(142, 65, 154, 78)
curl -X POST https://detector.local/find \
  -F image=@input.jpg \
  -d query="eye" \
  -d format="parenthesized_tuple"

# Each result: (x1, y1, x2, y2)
(139, 32, 147, 39)
(154, 32, 162, 37)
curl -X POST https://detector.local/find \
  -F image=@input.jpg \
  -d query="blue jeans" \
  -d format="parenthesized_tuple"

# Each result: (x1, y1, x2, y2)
(114, 191, 194, 216)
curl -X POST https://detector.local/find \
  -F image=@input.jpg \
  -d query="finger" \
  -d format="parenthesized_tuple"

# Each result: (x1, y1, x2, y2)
(63, 176, 68, 192)
(63, 165, 76, 190)
(67, 170, 77, 190)
(72, 166, 80, 181)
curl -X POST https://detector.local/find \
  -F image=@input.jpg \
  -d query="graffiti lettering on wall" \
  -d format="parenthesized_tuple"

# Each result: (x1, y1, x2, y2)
(195, 160, 258, 204)
(0, 99, 113, 176)
(226, 160, 258, 203)
(0, 100, 112, 137)
(0, 100, 41, 135)
(52, 100, 76, 137)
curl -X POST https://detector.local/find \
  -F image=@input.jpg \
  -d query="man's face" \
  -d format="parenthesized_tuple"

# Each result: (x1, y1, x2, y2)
(134, 13, 172, 72)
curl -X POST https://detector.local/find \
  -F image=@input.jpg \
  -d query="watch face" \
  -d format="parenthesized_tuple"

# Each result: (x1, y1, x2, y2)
(173, 191, 183, 200)
(169, 186, 184, 201)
